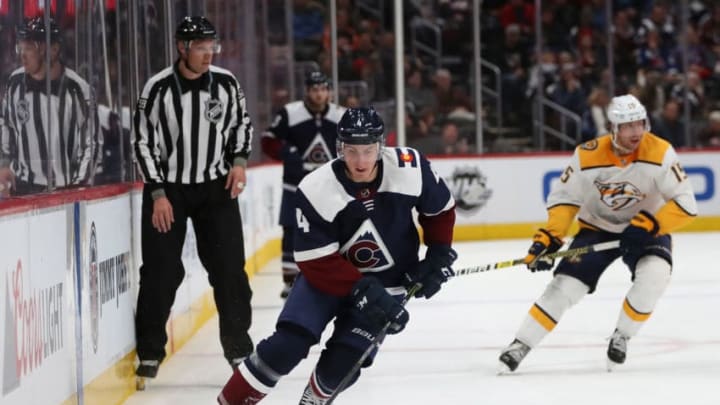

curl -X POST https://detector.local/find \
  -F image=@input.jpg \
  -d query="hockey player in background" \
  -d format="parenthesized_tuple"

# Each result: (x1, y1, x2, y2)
(218, 107, 457, 404)
(261, 70, 346, 298)
(498, 94, 697, 373)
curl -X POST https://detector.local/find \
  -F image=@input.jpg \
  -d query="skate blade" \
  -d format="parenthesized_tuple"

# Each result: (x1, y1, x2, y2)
(606, 358, 621, 372)
(136, 376, 147, 390)
(497, 362, 513, 375)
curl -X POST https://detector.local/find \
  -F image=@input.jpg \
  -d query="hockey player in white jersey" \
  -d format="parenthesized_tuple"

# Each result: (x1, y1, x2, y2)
(498, 94, 697, 373)
(218, 107, 457, 404)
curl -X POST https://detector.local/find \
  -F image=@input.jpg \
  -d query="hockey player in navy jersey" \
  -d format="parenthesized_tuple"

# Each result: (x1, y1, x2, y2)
(261, 70, 346, 298)
(498, 94, 697, 373)
(218, 107, 457, 404)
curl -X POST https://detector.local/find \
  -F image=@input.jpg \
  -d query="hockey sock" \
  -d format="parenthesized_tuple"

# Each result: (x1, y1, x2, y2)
(615, 255, 671, 337)
(313, 343, 364, 393)
(517, 274, 588, 347)
(218, 365, 271, 405)
(253, 323, 316, 378)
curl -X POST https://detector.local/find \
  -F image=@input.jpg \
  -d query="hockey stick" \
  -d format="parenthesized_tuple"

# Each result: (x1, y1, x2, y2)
(453, 240, 620, 277)
(325, 283, 423, 405)
(326, 240, 619, 403)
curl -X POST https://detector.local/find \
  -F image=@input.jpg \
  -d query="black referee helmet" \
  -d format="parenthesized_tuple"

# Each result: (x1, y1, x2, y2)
(337, 107, 385, 145)
(17, 17, 61, 43)
(175, 16, 218, 41)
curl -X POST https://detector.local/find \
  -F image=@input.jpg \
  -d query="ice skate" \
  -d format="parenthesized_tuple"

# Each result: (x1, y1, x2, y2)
(498, 339, 531, 374)
(606, 329, 629, 371)
(230, 357, 245, 371)
(298, 385, 325, 405)
(135, 360, 159, 390)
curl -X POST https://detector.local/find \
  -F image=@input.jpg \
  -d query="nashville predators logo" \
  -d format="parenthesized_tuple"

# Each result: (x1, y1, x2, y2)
(204, 98, 224, 123)
(594, 180, 646, 210)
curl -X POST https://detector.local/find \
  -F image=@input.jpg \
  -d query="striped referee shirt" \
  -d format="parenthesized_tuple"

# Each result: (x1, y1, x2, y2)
(133, 62, 253, 191)
(0, 66, 95, 187)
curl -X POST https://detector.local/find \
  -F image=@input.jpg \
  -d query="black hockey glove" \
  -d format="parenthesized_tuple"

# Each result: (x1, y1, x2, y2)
(524, 228, 563, 272)
(350, 277, 409, 335)
(620, 210, 659, 268)
(404, 245, 457, 299)
(281, 144, 305, 184)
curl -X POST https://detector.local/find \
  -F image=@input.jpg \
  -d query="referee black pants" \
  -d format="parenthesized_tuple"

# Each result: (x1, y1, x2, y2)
(135, 178, 253, 364)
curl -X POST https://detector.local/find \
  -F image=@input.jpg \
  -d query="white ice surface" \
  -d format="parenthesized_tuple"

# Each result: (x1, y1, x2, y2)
(123, 232, 720, 405)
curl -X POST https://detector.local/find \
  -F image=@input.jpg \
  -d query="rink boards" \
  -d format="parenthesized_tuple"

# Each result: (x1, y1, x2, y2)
(0, 150, 717, 405)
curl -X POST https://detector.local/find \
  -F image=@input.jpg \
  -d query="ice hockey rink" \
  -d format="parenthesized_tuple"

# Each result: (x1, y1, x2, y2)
(124, 232, 720, 405)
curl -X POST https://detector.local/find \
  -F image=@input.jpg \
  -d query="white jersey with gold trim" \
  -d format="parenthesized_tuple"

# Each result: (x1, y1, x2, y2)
(547, 134, 697, 234)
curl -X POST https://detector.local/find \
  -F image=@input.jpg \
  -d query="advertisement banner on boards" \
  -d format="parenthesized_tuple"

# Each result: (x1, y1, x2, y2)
(0, 208, 75, 405)
(81, 196, 135, 383)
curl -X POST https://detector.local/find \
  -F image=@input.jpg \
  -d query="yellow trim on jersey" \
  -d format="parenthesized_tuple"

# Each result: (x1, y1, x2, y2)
(546, 204, 579, 239)
(529, 304, 557, 331)
(623, 298, 652, 322)
(636, 133, 672, 165)
(576, 133, 670, 169)
(656, 200, 697, 235)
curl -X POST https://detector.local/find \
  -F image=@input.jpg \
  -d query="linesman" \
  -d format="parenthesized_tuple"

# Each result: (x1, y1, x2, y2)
(133, 16, 254, 380)
(0, 17, 96, 196)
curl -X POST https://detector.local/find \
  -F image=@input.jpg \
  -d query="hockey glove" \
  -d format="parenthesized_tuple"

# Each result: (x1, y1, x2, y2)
(524, 228, 563, 272)
(350, 277, 409, 335)
(620, 210, 659, 268)
(403, 245, 457, 299)
(281, 144, 305, 184)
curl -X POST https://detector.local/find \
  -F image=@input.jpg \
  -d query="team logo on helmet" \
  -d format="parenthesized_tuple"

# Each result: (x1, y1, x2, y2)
(15, 100, 29, 124)
(204, 98, 223, 123)
(594, 180, 646, 210)
(445, 166, 493, 215)
(340, 220, 394, 272)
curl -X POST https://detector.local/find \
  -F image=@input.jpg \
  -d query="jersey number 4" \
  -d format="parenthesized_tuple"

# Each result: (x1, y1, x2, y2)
(296, 208, 310, 233)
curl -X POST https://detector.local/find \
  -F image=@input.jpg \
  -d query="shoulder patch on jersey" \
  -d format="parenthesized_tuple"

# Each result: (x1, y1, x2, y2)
(394, 147, 418, 168)
(577, 135, 614, 169)
(137, 98, 147, 110)
(580, 139, 598, 151)
(378, 148, 423, 197)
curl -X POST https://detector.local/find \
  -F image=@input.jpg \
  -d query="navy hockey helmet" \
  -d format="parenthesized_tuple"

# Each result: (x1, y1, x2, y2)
(305, 70, 330, 88)
(175, 16, 218, 41)
(337, 107, 385, 145)
(17, 17, 61, 43)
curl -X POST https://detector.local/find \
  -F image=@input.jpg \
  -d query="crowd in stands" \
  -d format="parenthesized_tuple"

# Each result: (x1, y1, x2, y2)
(294, 0, 720, 153)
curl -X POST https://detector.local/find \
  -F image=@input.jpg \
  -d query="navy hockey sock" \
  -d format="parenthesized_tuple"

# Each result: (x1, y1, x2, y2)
(314, 344, 365, 392)
(252, 323, 316, 382)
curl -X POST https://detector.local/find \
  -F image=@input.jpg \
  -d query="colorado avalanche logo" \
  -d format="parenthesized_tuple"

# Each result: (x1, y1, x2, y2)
(303, 134, 333, 168)
(594, 180, 646, 210)
(340, 220, 394, 272)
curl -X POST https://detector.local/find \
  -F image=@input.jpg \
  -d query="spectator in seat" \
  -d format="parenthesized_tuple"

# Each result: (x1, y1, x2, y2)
(651, 100, 686, 148)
